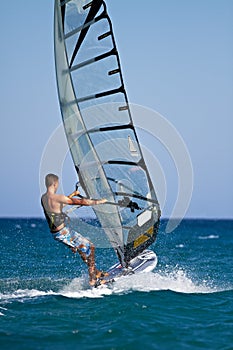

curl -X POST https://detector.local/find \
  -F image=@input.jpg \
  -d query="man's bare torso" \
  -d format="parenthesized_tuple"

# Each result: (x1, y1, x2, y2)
(41, 193, 63, 214)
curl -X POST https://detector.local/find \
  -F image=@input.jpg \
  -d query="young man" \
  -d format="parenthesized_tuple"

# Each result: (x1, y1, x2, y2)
(41, 173, 107, 286)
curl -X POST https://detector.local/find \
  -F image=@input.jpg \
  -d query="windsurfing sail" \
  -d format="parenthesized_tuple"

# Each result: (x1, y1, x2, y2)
(54, 0, 161, 267)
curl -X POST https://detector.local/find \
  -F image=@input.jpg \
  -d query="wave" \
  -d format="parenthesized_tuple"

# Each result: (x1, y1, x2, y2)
(53, 267, 233, 297)
(0, 269, 231, 303)
(0, 306, 7, 316)
(79, 269, 223, 297)
(198, 235, 219, 239)
(0, 288, 58, 303)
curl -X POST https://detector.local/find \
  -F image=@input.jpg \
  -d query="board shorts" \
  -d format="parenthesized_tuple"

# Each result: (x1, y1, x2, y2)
(52, 226, 91, 257)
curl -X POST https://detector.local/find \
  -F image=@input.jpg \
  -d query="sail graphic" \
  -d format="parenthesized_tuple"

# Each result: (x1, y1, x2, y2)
(54, 0, 160, 266)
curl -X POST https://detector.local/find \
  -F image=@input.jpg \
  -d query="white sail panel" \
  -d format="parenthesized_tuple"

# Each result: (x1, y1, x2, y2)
(54, 0, 161, 266)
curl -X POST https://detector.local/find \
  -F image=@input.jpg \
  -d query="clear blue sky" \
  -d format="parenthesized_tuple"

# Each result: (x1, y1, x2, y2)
(0, 1, 232, 218)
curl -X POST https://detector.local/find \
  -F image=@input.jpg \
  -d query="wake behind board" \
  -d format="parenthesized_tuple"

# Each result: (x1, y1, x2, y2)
(95, 250, 157, 287)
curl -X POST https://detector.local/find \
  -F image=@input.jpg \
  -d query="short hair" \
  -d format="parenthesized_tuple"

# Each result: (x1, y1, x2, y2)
(45, 173, 59, 188)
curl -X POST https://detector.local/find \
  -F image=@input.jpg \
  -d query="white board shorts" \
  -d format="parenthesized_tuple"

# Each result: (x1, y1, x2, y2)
(52, 226, 91, 257)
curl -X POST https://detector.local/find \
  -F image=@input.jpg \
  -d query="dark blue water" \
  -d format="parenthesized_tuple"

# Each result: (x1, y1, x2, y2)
(0, 218, 232, 349)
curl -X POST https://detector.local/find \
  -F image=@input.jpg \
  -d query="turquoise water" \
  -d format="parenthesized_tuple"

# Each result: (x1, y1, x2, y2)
(0, 218, 232, 349)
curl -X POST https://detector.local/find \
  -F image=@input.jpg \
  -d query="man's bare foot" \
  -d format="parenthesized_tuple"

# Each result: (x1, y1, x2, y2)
(95, 270, 109, 279)
(89, 278, 97, 287)
(89, 277, 108, 287)
(99, 279, 107, 285)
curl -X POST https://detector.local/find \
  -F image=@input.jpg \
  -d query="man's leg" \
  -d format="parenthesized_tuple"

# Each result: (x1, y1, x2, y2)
(86, 245, 96, 286)
(75, 244, 96, 285)
(54, 228, 101, 284)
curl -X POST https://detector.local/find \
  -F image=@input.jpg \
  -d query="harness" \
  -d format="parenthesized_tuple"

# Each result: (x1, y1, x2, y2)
(41, 200, 68, 233)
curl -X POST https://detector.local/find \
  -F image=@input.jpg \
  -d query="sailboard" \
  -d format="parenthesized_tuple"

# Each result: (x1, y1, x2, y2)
(95, 250, 158, 287)
(54, 0, 161, 283)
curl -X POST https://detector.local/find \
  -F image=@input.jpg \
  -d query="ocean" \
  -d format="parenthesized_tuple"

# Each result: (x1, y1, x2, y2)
(0, 218, 232, 350)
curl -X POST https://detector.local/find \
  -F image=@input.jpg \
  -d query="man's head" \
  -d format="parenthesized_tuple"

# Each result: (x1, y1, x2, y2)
(45, 174, 59, 189)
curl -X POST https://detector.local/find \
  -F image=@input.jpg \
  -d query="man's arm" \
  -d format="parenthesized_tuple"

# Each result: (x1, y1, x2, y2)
(67, 190, 107, 206)
(70, 198, 107, 206)
(55, 193, 106, 206)
(73, 197, 107, 206)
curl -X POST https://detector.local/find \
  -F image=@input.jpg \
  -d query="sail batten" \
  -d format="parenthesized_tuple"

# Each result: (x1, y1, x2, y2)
(83, 2, 93, 10)
(54, 0, 160, 265)
(70, 48, 116, 72)
(72, 86, 124, 103)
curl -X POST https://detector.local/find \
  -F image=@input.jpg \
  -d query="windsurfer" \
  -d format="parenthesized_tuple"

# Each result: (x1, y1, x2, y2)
(41, 173, 107, 286)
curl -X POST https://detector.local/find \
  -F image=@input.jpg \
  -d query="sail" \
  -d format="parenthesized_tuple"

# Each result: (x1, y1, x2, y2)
(54, 0, 160, 266)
